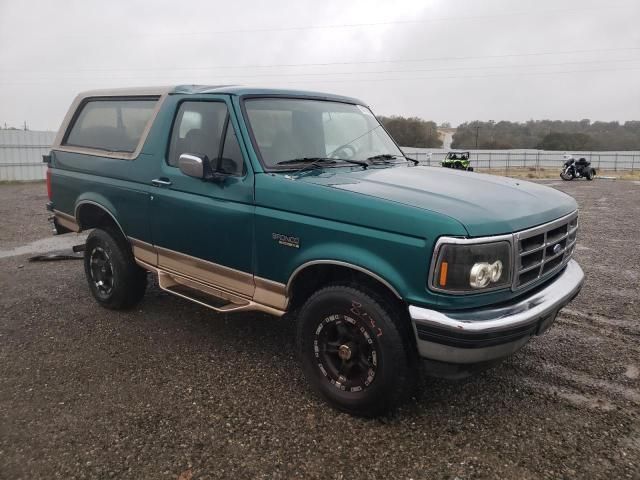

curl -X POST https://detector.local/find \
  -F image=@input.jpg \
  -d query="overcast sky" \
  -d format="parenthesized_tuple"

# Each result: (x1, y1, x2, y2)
(1, 0, 639, 131)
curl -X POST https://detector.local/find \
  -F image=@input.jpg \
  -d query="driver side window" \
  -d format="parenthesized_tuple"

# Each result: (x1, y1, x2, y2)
(168, 101, 227, 167)
(168, 101, 246, 176)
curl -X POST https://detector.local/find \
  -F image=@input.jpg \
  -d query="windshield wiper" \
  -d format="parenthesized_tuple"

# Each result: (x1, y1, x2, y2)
(276, 157, 337, 166)
(366, 154, 402, 164)
(276, 157, 368, 169)
(367, 154, 419, 166)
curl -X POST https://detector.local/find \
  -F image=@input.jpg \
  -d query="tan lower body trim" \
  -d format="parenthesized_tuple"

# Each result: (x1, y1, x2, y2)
(129, 237, 157, 266)
(129, 238, 288, 315)
(156, 245, 254, 297)
(53, 210, 80, 232)
(254, 277, 288, 310)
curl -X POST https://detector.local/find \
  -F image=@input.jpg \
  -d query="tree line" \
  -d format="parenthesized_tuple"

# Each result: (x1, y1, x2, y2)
(378, 116, 640, 150)
(452, 120, 640, 150)
(378, 116, 443, 148)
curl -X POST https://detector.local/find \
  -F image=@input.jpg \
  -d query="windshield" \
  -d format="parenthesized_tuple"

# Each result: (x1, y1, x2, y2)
(244, 98, 403, 169)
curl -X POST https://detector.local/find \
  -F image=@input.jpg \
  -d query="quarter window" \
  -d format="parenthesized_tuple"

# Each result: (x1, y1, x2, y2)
(219, 123, 246, 176)
(64, 98, 157, 153)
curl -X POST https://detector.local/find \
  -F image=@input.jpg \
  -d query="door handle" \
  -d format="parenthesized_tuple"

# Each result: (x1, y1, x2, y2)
(151, 178, 172, 187)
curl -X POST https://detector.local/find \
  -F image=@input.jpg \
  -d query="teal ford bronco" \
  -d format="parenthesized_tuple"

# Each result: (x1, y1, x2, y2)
(46, 85, 584, 416)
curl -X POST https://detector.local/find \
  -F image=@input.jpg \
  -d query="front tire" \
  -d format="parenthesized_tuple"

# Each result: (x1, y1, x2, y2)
(296, 284, 417, 417)
(586, 169, 595, 180)
(560, 170, 573, 181)
(84, 227, 147, 310)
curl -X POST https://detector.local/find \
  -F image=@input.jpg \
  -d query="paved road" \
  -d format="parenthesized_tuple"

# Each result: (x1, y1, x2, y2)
(0, 180, 638, 479)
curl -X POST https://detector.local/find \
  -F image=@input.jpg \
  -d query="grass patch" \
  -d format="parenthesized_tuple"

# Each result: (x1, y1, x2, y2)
(609, 170, 640, 180)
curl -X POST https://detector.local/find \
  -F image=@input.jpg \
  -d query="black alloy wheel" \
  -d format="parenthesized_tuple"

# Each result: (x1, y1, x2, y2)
(297, 284, 417, 417)
(88, 246, 114, 297)
(315, 313, 379, 393)
(84, 227, 147, 310)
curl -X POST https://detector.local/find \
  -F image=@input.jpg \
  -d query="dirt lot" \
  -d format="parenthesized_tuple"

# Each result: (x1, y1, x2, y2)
(0, 180, 638, 479)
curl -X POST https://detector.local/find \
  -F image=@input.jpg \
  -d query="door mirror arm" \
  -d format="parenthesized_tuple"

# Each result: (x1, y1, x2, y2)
(207, 171, 231, 183)
(207, 157, 232, 183)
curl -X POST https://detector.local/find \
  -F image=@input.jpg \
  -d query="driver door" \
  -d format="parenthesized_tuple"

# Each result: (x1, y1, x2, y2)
(148, 95, 255, 297)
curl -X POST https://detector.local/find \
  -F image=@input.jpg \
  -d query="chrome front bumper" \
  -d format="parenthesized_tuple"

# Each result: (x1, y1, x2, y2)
(409, 260, 584, 364)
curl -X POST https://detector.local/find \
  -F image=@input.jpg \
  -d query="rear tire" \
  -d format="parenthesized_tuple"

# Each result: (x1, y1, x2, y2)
(296, 284, 417, 417)
(84, 227, 147, 310)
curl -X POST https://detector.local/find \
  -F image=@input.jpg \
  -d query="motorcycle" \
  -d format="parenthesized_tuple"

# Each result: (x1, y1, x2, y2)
(560, 155, 596, 181)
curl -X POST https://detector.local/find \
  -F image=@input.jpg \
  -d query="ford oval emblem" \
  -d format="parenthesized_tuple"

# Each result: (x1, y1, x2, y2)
(553, 244, 562, 255)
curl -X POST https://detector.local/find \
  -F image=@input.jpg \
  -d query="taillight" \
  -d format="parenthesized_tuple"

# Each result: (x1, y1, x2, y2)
(46, 168, 52, 200)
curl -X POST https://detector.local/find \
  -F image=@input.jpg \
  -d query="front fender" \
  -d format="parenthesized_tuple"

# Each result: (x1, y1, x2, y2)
(285, 243, 409, 299)
(255, 209, 431, 303)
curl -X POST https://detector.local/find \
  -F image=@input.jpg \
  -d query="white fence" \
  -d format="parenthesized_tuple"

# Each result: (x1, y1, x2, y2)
(401, 148, 639, 172)
(0, 130, 56, 181)
(1, 132, 638, 182)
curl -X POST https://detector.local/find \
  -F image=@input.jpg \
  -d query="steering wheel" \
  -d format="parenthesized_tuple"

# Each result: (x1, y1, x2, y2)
(329, 145, 357, 159)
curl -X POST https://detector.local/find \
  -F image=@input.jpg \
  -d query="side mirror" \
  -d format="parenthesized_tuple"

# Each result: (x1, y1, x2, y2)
(178, 153, 205, 179)
(179, 153, 232, 183)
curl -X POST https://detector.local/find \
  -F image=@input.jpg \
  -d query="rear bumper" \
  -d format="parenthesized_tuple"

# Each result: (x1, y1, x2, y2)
(409, 260, 584, 364)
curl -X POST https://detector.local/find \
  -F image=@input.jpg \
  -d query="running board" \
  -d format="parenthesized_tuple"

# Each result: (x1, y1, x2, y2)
(158, 271, 251, 313)
(156, 270, 285, 316)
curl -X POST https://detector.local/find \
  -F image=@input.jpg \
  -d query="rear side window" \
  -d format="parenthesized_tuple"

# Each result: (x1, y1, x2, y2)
(64, 98, 157, 153)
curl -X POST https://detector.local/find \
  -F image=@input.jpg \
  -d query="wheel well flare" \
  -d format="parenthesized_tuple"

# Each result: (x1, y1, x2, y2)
(75, 202, 124, 236)
(287, 262, 402, 312)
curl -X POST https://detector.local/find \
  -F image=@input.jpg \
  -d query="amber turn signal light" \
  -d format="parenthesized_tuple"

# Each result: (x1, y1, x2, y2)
(439, 261, 448, 287)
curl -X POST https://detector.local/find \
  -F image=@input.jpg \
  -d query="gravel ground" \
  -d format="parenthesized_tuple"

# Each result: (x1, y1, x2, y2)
(0, 182, 51, 249)
(0, 180, 638, 479)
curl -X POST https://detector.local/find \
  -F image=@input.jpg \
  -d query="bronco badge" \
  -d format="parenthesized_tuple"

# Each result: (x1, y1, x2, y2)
(272, 233, 300, 249)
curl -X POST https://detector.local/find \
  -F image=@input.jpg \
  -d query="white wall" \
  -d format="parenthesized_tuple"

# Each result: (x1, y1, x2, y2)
(0, 130, 55, 181)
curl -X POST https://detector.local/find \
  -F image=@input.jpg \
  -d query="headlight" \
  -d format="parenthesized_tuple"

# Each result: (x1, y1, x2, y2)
(430, 240, 512, 293)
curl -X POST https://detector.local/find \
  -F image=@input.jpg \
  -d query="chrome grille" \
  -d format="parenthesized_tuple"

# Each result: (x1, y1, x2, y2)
(513, 212, 578, 289)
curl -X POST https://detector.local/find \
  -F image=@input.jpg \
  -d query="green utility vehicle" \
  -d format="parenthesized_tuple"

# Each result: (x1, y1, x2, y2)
(442, 151, 473, 171)
(46, 86, 584, 416)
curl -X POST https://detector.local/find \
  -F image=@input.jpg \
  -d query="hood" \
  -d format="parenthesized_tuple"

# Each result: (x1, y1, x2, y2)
(299, 166, 577, 236)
